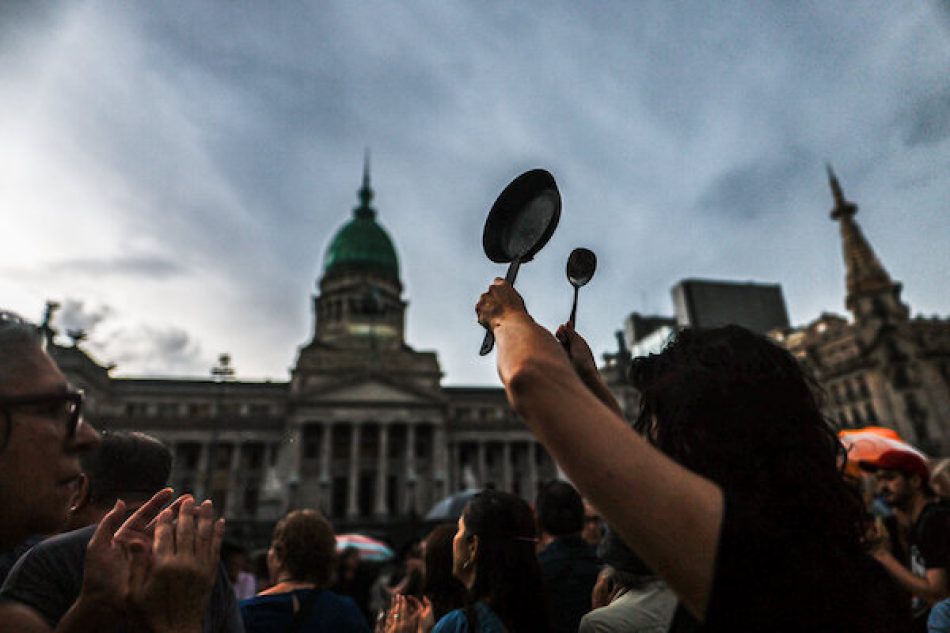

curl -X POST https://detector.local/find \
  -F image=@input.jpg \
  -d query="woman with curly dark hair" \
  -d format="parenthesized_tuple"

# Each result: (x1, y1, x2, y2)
(475, 279, 905, 632)
(241, 508, 369, 632)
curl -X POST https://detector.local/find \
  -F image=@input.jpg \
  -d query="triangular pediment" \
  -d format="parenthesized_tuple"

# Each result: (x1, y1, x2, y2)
(304, 377, 441, 405)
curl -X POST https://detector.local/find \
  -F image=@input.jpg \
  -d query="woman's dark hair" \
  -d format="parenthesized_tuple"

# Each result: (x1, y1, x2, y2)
(271, 509, 337, 587)
(629, 326, 868, 565)
(423, 523, 466, 621)
(461, 490, 550, 633)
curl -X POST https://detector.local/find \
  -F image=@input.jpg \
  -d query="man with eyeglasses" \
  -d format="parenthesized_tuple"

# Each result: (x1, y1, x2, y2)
(0, 311, 227, 633)
(0, 311, 100, 552)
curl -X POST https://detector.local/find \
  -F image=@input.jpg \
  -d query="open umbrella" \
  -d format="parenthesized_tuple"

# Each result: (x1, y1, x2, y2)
(335, 534, 394, 563)
(424, 489, 482, 523)
(839, 427, 926, 476)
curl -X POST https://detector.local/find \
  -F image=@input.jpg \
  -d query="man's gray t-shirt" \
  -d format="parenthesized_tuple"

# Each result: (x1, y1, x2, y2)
(0, 524, 243, 633)
(579, 581, 677, 633)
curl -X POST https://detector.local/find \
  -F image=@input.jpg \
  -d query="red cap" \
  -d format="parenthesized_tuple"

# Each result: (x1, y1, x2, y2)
(860, 449, 930, 481)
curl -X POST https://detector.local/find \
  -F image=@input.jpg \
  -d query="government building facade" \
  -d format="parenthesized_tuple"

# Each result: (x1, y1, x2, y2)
(47, 162, 635, 544)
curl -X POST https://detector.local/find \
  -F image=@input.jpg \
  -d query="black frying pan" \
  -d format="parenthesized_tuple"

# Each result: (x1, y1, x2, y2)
(479, 169, 561, 355)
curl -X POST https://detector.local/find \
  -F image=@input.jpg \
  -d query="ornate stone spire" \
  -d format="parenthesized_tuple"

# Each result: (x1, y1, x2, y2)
(827, 165, 906, 320)
(355, 148, 375, 220)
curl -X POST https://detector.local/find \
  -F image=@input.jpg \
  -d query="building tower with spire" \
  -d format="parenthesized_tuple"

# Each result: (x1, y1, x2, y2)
(775, 168, 950, 454)
(827, 165, 909, 323)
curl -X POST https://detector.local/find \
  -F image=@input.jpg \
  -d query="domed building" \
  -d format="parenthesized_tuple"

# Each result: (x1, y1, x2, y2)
(50, 158, 569, 544)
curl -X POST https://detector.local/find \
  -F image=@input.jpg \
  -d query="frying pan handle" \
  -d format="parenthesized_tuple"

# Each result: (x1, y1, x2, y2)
(479, 258, 522, 356)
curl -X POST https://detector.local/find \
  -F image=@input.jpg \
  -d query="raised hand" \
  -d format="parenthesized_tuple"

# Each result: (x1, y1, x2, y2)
(76, 499, 136, 617)
(556, 322, 626, 419)
(112, 488, 184, 554)
(383, 594, 426, 633)
(476, 278, 528, 330)
(128, 497, 224, 633)
(81, 489, 177, 605)
(591, 566, 620, 610)
(59, 488, 178, 631)
(555, 322, 599, 380)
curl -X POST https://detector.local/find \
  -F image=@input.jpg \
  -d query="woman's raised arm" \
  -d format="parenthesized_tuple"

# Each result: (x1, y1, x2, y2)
(477, 278, 724, 619)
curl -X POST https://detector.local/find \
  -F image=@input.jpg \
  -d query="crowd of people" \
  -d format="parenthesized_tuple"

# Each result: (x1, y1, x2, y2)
(2, 277, 950, 632)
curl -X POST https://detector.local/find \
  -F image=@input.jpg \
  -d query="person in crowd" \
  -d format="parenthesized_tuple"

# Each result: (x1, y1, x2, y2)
(1, 311, 224, 633)
(0, 536, 42, 587)
(535, 480, 600, 633)
(64, 431, 172, 531)
(251, 548, 273, 594)
(0, 430, 242, 632)
(380, 524, 473, 633)
(241, 508, 369, 632)
(401, 489, 549, 633)
(475, 281, 906, 632)
(370, 539, 425, 620)
(862, 450, 950, 631)
(580, 501, 604, 548)
(931, 459, 950, 499)
(221, 541, 257, 601)
(334, 545, 374, 623)
(579, 526, 676, 633)
(0, 310, 99, 553)
(422, 523, 466, 624)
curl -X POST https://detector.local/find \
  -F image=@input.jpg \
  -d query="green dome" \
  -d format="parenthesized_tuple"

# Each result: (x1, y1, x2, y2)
(323, 165, 399, 277)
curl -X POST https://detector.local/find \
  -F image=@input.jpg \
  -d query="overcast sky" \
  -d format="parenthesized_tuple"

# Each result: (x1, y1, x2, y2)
(1, 1, 948, 386)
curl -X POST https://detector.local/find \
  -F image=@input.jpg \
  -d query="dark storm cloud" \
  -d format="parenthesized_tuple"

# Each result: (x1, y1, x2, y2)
(1, 1, 948, 383)
(697, 147, 815, 220)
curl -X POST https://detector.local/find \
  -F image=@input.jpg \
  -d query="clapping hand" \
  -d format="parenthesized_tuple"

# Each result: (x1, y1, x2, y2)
(382, 594, 430, 633)
(79, 488, 179, 614)
(127, 496, 225, 633)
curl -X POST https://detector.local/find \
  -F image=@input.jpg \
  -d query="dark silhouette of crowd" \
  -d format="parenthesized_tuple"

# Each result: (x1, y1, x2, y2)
(0, 281, 944, 633)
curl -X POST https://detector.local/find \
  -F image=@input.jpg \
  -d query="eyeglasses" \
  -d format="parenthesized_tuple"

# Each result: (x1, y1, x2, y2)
(0, 391, 85, 439)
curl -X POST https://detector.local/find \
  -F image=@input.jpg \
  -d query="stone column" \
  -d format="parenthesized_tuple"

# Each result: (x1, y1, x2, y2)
(226, 441, 243, 518)
(502, 441, 512, 493)
(195, 442, 210, 500)
(433, 425, 448, 500)
(477, 441, 487, 488)
(375, 425, 389, 516)
(405, 423, 417, 513)
(319, 422, 333, 512)
(450, 440, 461, 491)
(527, 441, 538, 499)
(346, 423, 361, 519)
(284, 426, 304, 512)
